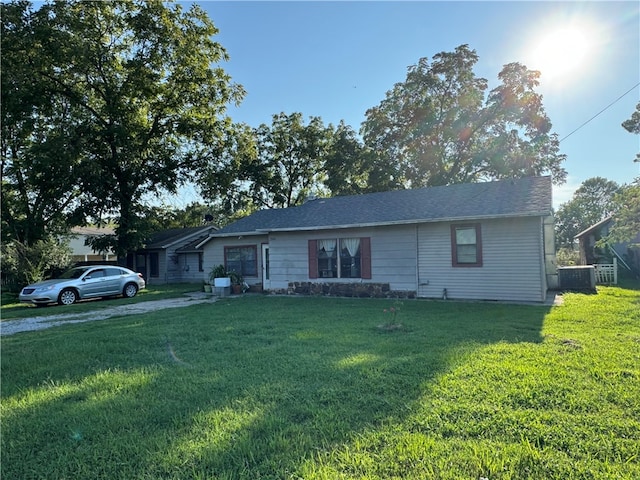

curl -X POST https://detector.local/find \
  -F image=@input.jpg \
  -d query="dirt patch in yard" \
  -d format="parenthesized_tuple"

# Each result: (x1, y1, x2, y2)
(0, 292, 217, 336)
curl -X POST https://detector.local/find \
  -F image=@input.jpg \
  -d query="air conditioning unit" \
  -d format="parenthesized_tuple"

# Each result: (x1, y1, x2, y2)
(558, 266, 596, 292)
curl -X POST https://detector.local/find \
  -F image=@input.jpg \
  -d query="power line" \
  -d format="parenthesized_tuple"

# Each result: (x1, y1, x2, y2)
(559, 82, 640, 143)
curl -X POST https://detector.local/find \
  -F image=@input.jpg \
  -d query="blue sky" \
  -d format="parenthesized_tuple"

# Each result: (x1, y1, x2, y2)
(184, 1, 640, 208)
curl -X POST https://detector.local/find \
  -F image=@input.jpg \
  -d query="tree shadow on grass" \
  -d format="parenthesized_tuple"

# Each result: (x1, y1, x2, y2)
(1, 297, 548, 479)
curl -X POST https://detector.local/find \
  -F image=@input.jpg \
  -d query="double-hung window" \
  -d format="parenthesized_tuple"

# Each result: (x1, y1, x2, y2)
(317, 239, 338, 278)
(339, 238, 361, 278)
(224, 245, 258, 277)
(309, 237, 371, 279)
(451, 224, 482, 267)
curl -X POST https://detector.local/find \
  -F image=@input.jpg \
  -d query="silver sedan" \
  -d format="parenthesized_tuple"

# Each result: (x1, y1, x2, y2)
(19, 266, 146, 306)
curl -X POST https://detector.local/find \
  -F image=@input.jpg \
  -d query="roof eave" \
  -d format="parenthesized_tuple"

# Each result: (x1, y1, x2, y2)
(195, 231, 267, 247)
(574, 216, 613, 239)
(214, 231, 270, 238)
(212, 211, 552, 236)
(157, 226, 217, 249)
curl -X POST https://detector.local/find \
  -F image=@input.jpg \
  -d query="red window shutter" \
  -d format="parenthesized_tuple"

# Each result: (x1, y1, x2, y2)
(360, 237, 372, 279)
(308, 240, 318, 279)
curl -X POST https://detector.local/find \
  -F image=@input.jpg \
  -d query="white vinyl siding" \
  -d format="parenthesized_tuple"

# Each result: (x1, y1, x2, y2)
(417, 217, 545, 302)
(145, 250, 203, 284)
(201, 216, 548, 302)
(203, 235, 269, 287)
(138, 227, 217, 285)
(267, 225, 417, 292)
(165, 252, 204, 284)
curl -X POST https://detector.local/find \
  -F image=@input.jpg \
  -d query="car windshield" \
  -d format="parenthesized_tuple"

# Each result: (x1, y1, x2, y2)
(58, 267, 91, 279)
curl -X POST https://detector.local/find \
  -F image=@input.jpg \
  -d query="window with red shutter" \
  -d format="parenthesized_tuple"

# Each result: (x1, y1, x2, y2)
(308, 240, 318, 278)
(360, 237, 372, 279)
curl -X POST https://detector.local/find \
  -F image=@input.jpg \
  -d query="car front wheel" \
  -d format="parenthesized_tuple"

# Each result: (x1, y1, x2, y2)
(123, 283, 138, 298)
(58, 288, 78, 306)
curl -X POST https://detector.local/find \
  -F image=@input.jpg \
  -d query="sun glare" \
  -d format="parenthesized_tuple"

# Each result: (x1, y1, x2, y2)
(530, 24, 594, 84)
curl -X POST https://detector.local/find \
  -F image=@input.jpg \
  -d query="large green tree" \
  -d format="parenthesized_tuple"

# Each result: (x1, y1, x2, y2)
(603, 178, 640, 247)
(554, 177, 620, 248)
(251, 112, 332, 208)
(598, 104, 640, 250)
(1, 0, 243, 258)
(361, 44, 566, 188)
(201, 113, 332, 210)
(324, 121, 401, 196)
(199, 122, 261, 214)
(1, 1, 87, 246)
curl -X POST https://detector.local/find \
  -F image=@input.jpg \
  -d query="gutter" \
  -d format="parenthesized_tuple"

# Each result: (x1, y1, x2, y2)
(258, 211, 552, 233)
(199, 211, 552, 242)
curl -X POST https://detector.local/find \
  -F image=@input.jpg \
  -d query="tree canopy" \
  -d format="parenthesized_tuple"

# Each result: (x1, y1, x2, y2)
(1, 0, 88, 246)
(199, 116, 407, 213)
(361, 44, 567, 188)
(323, 121, 401, 196)
(602, 104, 640, 248)
(622, 101, 640, 162)
(604, 178, 640, 248)
(200, 113, 333, 211)
(3, 12, 574, 271)
(1, 0, 243, 258)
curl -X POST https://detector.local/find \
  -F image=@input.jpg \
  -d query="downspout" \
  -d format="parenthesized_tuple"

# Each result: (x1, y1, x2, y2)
(540, 217, 546, 301)
(415, 224, 420, 296)
(541, 215, 559, 301)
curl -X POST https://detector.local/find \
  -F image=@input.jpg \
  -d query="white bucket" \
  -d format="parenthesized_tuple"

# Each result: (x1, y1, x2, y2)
(214, 277, 231, 287)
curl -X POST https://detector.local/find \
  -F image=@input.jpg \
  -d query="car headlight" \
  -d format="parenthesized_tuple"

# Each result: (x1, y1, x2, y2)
(35, 285, 57, 292)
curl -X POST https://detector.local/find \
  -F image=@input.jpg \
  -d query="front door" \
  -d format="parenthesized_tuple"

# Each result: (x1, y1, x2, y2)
(262, 244, 270, 290)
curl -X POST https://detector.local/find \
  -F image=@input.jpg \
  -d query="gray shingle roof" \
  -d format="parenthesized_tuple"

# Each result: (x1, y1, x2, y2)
(215, 176, 552, 236)
(574, 216, 612, 239)
(146, 226, 216, 249)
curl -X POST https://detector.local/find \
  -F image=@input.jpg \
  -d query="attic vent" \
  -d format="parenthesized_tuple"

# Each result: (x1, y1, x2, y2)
(558, 266, 596, 292)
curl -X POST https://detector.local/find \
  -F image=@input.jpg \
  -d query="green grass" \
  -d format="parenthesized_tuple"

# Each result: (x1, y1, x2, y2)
(1, 287, 639, 479)
(0, 283, 199, 321)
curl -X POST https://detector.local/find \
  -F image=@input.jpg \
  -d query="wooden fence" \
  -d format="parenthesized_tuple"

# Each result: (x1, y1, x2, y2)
(594, 258, 617, 285)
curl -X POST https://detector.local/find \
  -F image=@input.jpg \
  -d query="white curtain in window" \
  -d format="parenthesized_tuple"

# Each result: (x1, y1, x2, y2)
(318, 239, 336, 254)
(342, 238, 360, 257)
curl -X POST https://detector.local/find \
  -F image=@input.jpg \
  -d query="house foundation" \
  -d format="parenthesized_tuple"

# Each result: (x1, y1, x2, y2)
(277, 282, 416, 299)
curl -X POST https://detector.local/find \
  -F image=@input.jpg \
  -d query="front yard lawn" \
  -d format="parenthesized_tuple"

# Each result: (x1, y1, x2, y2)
(1, 287, 639, 479)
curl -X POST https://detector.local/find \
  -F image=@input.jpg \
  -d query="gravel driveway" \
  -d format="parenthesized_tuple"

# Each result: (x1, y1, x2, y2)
(1, 292, 217, 336)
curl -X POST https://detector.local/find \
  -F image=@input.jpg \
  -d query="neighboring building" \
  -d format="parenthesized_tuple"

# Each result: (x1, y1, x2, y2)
(199, 176, 557, 303)
(575, 217, 640, 275)
(127, 226, 217, 284)
(69, 227, 116, 262)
